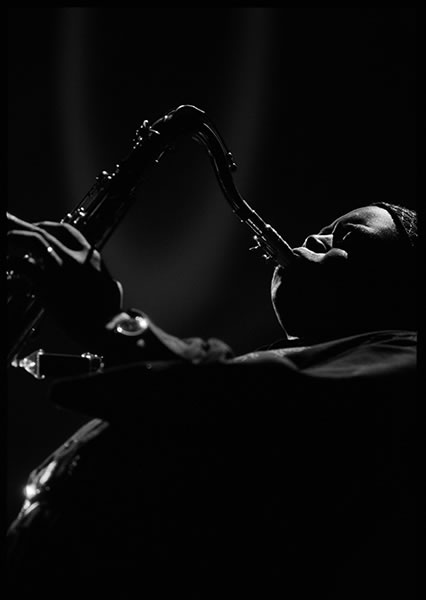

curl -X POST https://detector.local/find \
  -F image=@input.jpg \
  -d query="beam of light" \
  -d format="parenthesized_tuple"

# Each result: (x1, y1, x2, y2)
(55, 9, 275, 337)
(55, 8, 96, 209)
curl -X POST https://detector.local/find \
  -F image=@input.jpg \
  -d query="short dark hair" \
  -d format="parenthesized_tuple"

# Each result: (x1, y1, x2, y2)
(370, 202, 417, 331)
(372, 202, 417, 251)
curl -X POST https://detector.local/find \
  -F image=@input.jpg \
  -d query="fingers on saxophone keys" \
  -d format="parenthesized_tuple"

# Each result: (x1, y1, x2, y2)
(34, 221, 90, 251)
(7, 230, 63, 270)
(7, 212, 41, 232)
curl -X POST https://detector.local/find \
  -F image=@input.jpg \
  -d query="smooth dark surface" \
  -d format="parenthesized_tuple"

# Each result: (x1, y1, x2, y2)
(7, 6, 417, 538)
(7, 360, 416, 598)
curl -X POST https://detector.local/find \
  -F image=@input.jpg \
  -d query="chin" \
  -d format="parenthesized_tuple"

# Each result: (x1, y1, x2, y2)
(272, 265, 330, 339)
(271, 265, 284, 301)
(272, 289, 337, 341)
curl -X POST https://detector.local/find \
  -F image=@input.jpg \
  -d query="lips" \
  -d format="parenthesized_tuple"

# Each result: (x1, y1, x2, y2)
(293, 246, 349, 262)
(292, 247, 324, 262)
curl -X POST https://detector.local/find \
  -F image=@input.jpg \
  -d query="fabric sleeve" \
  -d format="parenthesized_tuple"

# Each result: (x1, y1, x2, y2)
(48, 331, 417, 425)
(77, 308, 234, 366)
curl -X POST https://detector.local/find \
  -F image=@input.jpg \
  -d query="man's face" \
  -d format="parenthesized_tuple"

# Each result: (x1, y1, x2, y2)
(271, 205, 398, 339)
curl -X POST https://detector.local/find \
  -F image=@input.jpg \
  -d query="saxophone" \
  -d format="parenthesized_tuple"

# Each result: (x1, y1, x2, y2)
(7, 105, 295, 368)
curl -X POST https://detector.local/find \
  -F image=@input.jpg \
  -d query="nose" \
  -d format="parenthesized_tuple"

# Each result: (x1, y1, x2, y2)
(303, 234, 333, 253)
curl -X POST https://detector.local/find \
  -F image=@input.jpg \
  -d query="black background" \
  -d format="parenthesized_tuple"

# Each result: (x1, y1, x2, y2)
(7, 8, 416, 524)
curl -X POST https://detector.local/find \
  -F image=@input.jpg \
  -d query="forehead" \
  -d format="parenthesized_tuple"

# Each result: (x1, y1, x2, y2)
(319, 205, 396, 235)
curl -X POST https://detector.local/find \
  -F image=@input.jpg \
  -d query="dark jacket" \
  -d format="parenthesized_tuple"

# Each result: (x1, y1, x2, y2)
(7, 322, 417, 599)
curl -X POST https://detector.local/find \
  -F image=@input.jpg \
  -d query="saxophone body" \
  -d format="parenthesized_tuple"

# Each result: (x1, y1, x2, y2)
(7, 105, 294, 366)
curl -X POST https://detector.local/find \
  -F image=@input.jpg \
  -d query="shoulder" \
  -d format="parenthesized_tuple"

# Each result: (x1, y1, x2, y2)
(293, 329, 417, 380)
(231, 329, 417, 380)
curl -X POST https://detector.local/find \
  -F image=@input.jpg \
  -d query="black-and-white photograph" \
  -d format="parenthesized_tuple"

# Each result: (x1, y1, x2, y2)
(7, 8, 417, 598)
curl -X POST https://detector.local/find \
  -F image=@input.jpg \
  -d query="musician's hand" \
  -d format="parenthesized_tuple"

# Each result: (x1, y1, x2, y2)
(7, 212, 123, 341)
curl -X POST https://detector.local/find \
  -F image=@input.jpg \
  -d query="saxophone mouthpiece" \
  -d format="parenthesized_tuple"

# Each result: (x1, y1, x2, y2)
(261, 225, 297, 268)
(249, 234, 295, 268)
(276, 239, 296, 268)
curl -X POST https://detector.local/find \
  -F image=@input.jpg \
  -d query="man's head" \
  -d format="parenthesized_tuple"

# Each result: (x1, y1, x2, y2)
(271, 204, 417, 341)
